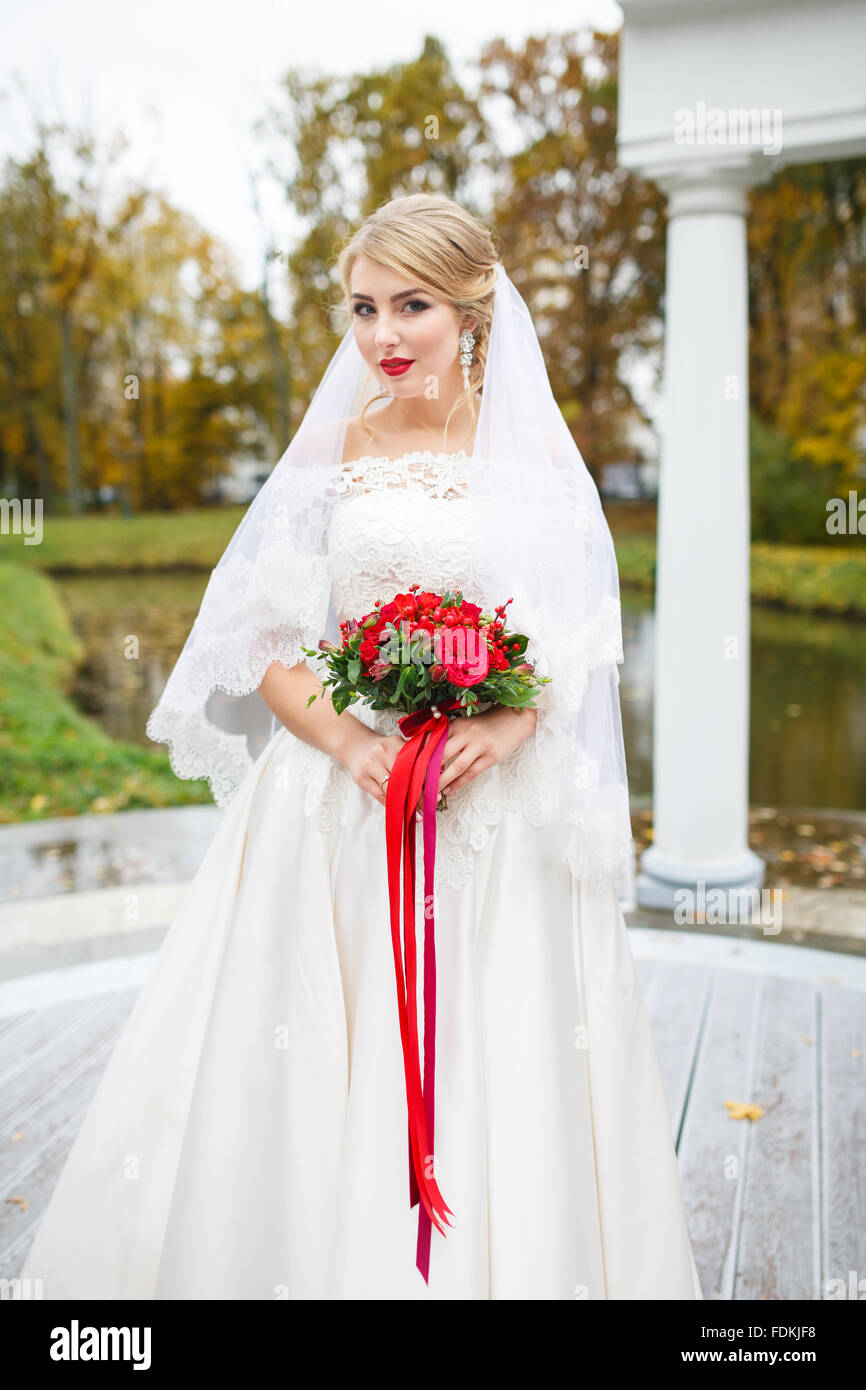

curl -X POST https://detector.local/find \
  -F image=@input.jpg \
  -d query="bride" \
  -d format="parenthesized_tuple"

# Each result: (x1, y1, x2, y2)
(20, 193, 703, 1300)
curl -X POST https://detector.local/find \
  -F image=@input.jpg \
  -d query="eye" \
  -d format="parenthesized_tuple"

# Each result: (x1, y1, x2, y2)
(352, 303, 374, 316)
(404, 299, 428, 312)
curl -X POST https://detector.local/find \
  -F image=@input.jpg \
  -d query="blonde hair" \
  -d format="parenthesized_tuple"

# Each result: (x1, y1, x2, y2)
(335, 194, 499, 451)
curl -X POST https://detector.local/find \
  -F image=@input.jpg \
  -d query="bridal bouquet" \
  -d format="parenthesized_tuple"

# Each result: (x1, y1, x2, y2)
(302, 583, 550, 724)
(302, 585, 551, 1285)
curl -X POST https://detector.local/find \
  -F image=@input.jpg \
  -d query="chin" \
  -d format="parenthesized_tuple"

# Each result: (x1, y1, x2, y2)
(377, 374, 424, 397)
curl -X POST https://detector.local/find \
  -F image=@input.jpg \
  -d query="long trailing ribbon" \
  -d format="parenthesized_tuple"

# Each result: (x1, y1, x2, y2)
(385, 696, 463, 1283)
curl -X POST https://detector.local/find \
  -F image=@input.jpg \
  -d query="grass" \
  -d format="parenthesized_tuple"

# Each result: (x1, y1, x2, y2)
(0, 507, 246, 573)
(602, 505, 866, 620)
(0, 562, 212, 822)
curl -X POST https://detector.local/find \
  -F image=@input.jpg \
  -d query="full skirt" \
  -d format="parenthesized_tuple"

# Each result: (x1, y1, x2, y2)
(20, 726, 703, 1300)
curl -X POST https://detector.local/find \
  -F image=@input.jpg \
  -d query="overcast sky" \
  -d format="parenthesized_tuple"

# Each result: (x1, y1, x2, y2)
(1, 0, 624, 287)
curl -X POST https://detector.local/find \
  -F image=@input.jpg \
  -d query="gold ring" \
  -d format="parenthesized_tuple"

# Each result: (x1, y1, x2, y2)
(379, 775, 390, 789)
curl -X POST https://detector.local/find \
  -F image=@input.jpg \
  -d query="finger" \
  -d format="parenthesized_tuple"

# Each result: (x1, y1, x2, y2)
(447, 755, 494, 792)
(363, 756, 392, 806)
(441, 722, 469, 758)
(368, 773, 388, 806)
(439, 746, 484, 792)
(439, 730, 470, 776)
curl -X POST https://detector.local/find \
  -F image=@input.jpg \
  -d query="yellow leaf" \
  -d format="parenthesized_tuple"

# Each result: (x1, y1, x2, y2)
(724, 1100, 764, 1122)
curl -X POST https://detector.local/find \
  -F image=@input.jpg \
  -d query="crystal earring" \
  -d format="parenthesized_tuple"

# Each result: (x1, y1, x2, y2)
(458, 328, 475, 391)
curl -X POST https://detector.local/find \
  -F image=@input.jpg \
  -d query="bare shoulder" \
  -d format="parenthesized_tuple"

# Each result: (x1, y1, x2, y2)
(287, 414, 376, 467)
(341, 414, 381, 466)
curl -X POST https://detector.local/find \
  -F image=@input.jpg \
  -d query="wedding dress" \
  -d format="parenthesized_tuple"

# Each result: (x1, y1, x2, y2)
(19, 448, 703, 1300)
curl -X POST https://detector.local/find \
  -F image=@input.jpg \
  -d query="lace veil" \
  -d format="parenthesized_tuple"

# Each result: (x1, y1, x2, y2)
(146, 262, 633, 888)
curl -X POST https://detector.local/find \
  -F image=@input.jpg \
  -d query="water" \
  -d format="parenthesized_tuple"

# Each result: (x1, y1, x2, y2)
(57, 573, 866, 812)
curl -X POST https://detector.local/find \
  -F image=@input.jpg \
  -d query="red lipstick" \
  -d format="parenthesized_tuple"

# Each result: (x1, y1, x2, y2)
(379, 358, 414, 377)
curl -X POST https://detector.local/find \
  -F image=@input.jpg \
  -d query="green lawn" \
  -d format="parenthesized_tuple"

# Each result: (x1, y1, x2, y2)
(609, 534, 866, 619)
(0, 561, 212, 822)
(0, 507, 246, 573)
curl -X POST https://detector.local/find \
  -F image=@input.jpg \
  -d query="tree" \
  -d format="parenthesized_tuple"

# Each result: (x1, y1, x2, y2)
(256, 35, 493, 420)
(478, 30, 667, 473)
(748, 158, 866, 489)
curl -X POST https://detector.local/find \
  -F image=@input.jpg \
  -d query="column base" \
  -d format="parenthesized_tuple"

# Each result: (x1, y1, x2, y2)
(636, 843, 766, 912)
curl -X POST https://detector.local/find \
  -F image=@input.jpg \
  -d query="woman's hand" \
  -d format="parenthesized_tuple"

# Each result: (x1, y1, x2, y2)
(437, 706, 538, 796)
(343, 731, 406, 808)
(342, 706, 538, 809)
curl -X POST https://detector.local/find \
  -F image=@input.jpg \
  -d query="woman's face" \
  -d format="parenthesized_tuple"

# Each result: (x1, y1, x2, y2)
(349, 254, 470, 401)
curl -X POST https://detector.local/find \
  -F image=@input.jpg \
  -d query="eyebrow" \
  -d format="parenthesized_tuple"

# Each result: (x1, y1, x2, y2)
(350, 288, 429, 303)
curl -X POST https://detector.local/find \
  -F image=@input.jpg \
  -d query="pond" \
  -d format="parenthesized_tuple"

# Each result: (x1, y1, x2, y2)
(57, 572, 866, 812)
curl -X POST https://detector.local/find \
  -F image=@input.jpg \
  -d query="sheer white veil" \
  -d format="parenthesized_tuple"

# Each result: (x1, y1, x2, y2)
(146, 262, 633, 890)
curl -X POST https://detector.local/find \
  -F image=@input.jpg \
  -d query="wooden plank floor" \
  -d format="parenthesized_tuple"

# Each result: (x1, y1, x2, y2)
(2, 948, 864, 1299)
(633, 956, 866, 1300)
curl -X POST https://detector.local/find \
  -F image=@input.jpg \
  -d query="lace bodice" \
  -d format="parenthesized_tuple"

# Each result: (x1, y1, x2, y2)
(275, 450, 561, 890)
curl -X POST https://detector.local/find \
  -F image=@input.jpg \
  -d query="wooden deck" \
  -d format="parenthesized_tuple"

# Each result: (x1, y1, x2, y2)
(1, 930, 864, 1299)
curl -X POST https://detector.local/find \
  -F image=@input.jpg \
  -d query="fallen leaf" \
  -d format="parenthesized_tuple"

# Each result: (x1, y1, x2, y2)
(724, 1100, 765, 1122)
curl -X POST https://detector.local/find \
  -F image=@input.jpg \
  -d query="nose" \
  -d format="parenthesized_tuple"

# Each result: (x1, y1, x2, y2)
(374, 312, 400, 351)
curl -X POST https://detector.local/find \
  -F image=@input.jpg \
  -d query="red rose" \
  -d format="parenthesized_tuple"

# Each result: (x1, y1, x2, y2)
(442, 626, 490, 687)
(360, 636, 381, 664)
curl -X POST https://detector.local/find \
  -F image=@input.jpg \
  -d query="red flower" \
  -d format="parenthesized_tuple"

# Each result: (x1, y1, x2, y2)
(360, 635, 381, 664)
(394, 592, 418, 618)
(442, 626, 490, 687)
(459, 600, 483, 624)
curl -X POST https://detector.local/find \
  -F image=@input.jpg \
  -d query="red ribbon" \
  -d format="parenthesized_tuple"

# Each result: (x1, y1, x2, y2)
(385, 696, 463, 1282)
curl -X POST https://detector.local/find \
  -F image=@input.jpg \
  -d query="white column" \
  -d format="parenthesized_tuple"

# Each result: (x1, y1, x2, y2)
(636, 173, 765, 910)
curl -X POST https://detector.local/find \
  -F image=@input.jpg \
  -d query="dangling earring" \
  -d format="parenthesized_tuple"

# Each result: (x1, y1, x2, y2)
(458, 328, 475, 392)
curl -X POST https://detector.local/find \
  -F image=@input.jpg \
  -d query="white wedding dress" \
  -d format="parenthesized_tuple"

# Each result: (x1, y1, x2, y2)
(20, 450, 703, 1300)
